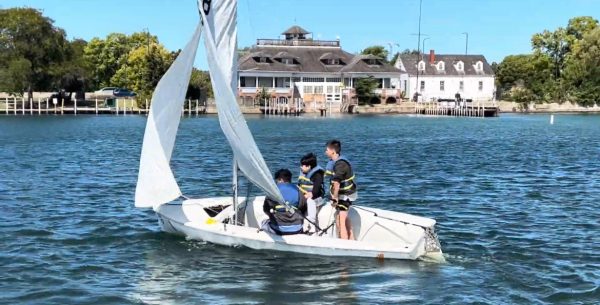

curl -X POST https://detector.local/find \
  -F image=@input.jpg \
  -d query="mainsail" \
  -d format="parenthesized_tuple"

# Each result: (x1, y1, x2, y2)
(135, 22, 203, 208)
(199, 0, 284, 202)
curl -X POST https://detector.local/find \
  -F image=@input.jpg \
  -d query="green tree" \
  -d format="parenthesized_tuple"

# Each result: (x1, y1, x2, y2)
(111, 43, 174, 106)
(187, 68, 213, 100)
(0, 8, 70, 99)
(360, 46, 388, 62)
(354, 76, 379, 105)
(496, 54, 555, 101)
(390, 52, 399, 66)
(83, 32, 159, 89)
(563, 27, 600, 106)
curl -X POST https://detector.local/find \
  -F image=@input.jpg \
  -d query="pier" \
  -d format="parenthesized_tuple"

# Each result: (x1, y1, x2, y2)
(415, 100, 499, 117)
(0, 97, 207, 116)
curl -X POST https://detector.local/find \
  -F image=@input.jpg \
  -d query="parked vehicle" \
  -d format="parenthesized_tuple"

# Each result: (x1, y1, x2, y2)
(94, 87, 117, 98)
(114, 88, 137, 97)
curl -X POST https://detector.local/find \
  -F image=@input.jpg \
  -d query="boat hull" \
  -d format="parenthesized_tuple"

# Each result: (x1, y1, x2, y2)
(154, 197, 444, 262)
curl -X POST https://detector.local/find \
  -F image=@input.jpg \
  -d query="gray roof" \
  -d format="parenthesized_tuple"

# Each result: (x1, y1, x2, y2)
(398, 54, 494, 76)
(282, 25, 309, 35)
(239, 46, 401, 74)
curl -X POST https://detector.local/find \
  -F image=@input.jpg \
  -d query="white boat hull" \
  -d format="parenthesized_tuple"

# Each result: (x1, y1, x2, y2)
(154, 197, 444, 262)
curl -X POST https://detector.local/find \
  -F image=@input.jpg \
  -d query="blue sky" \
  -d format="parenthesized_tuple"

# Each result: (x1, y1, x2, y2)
(2, 0, 599, 68)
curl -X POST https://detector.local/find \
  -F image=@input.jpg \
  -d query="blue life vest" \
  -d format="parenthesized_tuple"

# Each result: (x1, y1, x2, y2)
(269, 182, 303, 234)
(298, 165, 324, 195)
(274, 182, 300, 212)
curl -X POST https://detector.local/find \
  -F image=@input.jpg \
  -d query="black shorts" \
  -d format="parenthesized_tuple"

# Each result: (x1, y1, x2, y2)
(335, 199, 352, 211)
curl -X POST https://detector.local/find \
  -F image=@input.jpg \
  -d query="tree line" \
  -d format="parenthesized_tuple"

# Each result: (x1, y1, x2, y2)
(0, 7, 212, 105)
(495, 16, 600, 106)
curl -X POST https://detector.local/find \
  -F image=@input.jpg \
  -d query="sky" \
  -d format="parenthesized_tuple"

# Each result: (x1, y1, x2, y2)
(2, 0, 599, 69)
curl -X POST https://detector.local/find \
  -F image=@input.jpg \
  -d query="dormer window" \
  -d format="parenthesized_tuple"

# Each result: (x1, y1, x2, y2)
(475, 61, 483, 71)
(281, 58, 295, 65)
(259, 57, 268, 63)
(437, 61, 445, 71)
(456, 61, 464, 71)
(418, 61, 425, 71)
(366, 58, 379, 65)
(320, 52, 343, 65)
(328, 58, 340, 65)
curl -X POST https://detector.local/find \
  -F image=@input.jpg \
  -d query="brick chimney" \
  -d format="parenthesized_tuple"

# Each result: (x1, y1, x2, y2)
(429, 49, 435, 64)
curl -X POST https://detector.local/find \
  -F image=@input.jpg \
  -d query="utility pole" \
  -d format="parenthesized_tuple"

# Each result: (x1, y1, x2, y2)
(462, 32, 468, 55)
(415, 0, 423, 99)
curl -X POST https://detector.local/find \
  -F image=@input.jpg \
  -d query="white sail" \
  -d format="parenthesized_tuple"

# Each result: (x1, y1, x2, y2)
(135, 22, 203, 208)
(199, 0, 283, 202)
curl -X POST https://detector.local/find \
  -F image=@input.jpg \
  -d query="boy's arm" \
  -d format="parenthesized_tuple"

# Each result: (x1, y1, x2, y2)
(311, 172, 324, 199)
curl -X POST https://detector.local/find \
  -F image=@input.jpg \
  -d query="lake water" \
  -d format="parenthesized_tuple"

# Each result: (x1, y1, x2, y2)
(0, 114, 599, 304)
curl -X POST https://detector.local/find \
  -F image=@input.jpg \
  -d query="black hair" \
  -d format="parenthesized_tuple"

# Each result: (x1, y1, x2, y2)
(300, 153, 318, 168)
(326, 139, 341, 154)
(274, 168, 292, 183)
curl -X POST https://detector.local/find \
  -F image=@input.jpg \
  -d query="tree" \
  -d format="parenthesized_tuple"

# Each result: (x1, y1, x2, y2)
(563, 27, 600, 106)
(496, 54, 555, 101)
(111, 43, 174, 106)
(187, 68, 212, 100)
(389, 52, 400, 66)
(354, 76, 379, 105)
(361, 46, 388, 62)
(401, 49, 420, 55)
(83, 32, 159, 89)
(0, 8, 70, 100)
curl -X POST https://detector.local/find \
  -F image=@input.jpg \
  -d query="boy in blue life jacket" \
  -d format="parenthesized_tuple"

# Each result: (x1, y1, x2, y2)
(262, 169, 307, 235)
(297, 153, 325, 233)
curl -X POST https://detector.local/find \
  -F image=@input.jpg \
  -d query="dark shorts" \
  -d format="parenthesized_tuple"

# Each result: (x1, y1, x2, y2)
(335, 199, 353, 211)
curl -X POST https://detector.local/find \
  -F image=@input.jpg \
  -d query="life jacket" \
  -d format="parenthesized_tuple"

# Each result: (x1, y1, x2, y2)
(325, 156, 356, 196)
(297, 165, 324, 196)
(269, 183, 303, 234)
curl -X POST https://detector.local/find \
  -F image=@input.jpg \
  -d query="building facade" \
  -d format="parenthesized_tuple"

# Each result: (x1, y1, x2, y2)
(396, 51, 495, 102)
(238, 26, 402, 111)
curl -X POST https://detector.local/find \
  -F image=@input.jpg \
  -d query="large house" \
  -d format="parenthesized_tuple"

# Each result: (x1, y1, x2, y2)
(395, 51, 495, 102)
(238, 26, 402, 111)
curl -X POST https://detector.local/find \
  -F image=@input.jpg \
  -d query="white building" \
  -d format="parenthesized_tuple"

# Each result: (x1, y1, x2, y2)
(238, 26, 403, 112)
(396, 50, 495, 102)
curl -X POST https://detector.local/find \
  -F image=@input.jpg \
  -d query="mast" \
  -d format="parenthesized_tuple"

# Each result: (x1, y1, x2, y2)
(232, 158, 239, 225)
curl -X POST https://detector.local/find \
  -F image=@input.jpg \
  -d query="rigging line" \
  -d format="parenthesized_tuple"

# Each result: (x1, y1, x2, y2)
(351, 205, 430, 230)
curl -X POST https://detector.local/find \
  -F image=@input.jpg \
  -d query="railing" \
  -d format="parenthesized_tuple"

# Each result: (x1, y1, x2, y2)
(256, 39, 340, 47)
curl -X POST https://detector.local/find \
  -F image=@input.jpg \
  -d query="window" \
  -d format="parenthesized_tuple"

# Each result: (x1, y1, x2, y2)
(456, 62, 464, 71)
(303, 86, 314, 94)
(314, 86, 324, 94)
(478, 81, 483, 91)
(420, 81, 425, 91)
(343, 78, 351, 87)
(326, 77, 341, 83)
(327, 86, 334, 94)
(437, 61, 445, 71)
(418, 61, 425, 71)
(258, 57, 268, 63)
(334, 86, 341, 93)
(325, 58, 340, 65)
(240, 76, 256, 87)
(459, 81, 464, 91)
(383, 78, 391, 89)
(440, 81, 445, 91)
(403, 80, 407, 91)
(258, 77, 272, 88)
(292, 77, 301, 82)
(366, 59, 379, 65)
(303, 77, 325, 83)
(281, 58, 294, 65)
(475, 61, 483, 71)
(275, 77, 290, 88)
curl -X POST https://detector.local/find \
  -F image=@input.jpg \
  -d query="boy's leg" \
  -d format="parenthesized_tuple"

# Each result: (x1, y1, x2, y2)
(337, 210, 349, 239)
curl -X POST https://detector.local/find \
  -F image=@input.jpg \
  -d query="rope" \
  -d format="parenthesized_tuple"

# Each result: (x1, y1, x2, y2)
(351, 205, 430, 229)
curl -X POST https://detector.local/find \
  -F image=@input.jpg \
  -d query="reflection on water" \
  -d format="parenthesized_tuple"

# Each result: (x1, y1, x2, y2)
(1, 114, 599, 304)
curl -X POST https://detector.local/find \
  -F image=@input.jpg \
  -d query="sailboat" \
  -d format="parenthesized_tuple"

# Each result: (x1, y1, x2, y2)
(135, 0, 444, 262)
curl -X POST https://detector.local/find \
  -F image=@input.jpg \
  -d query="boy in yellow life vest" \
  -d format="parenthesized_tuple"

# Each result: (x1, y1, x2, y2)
(297, 153, 325, 233)
(325, 139, 357, 240)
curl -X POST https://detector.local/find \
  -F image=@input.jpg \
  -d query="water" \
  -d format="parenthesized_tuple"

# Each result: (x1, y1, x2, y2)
(1, 114, 599, 304)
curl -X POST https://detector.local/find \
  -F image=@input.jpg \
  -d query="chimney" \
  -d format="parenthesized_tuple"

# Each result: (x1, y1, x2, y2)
(429, 49, 435, 64)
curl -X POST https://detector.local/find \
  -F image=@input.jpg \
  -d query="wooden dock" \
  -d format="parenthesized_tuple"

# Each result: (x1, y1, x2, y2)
(0, 97, 207, 116)
(415, 100, 499, 117)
